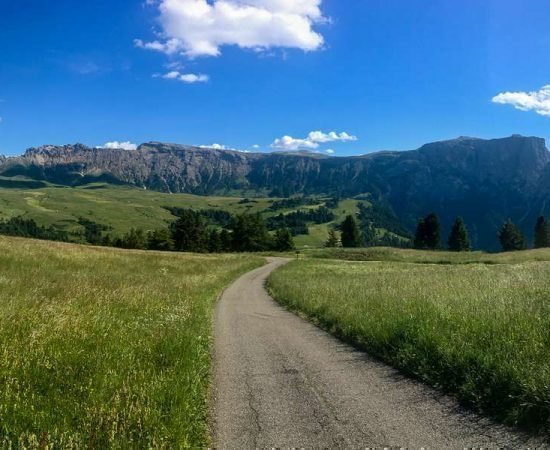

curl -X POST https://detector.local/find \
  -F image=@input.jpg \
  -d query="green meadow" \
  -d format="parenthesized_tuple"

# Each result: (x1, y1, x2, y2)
(0, 181, 365, 247)
(268, 248, 550, 433)
(0, 236, 262, 448)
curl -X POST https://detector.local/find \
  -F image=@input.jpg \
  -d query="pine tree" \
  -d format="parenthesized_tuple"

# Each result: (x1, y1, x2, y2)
(341, 215, 362, 248)
(274, 227, 295, 252)
(498, 220, 527, 252)
(171, 209, 208, 252)
(219, 229, 232, 252)
(147, 228, 174, 251)
(208, 229, 223, 253)
(414, 213, 441, 250)
(121, 228, 147, 250)
(325, 229, 340, 248)
(534, 216, 550, 248)
(447, 217, 472, 252)
(230, 213, 271, 252)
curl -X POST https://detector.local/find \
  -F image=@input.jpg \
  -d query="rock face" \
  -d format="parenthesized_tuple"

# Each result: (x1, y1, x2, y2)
(1, 135, 549, 249)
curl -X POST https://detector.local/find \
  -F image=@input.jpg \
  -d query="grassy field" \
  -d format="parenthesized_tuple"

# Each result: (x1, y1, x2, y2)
(306, 246, 550, 264)
(268, 249, 550, 433)
(0, 181, 274, 236)
(0, 181, 367, 247)
(0, 236, 262, 448)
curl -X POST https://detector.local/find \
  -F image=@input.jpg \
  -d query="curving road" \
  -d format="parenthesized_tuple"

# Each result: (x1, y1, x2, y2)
(210, 258, 545, 448)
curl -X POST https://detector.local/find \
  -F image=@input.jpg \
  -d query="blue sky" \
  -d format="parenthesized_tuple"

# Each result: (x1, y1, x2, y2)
(0, 0, 549, 156)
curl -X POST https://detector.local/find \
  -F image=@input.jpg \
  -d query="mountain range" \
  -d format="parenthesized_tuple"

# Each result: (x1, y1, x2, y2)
(1, 135, 549, 250)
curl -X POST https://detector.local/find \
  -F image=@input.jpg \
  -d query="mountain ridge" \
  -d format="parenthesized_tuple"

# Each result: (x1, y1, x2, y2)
(1, 135, 548, 249)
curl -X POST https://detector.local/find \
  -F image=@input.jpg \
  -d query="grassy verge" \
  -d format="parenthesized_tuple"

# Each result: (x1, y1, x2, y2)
(306, 246, 550, 264)
(0, 236, 262, 448)
(267, 253, 550, 433)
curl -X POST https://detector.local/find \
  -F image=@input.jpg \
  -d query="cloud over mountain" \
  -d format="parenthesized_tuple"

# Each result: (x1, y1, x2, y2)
(272, 130, 357, 150)
(493, 85, 550, 117)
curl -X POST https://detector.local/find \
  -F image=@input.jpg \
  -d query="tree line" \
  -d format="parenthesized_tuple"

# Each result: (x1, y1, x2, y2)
(326, 213, 550, 252)
(104, 209, 296, 253)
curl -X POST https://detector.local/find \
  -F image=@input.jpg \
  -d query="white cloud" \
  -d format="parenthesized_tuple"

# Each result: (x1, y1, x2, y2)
(252, 144, 261, 149)
(492, 85, 550, 117)
(200, 143, 232, 150)
(271, 130, 357, 150)
(136, 0, 327, 58)
(100, 141, 138, 151)
(325, 148, 335, 154)
(155, 70, 209, 83)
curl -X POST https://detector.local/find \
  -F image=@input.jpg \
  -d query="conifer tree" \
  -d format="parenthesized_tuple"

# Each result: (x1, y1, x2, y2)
(230, 213, 271, 252)
(414, 213, 441, 250)
(208, 229, 222, 253)
(498, 220, 527, 252)
(447, 217, 472, 252)
(171, 209, 208, 252)
(219, 229, 232, 252)
(341, 215, 362, 248)
(147, 228, 174, 251)
(534, 216, 550, 248)
(325, 229, 340, 248)
(274, 227, 295, 252)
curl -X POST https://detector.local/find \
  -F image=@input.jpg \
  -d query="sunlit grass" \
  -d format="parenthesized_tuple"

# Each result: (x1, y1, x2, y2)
(268, 250, 550, 433)
(0, 236, 262, 448)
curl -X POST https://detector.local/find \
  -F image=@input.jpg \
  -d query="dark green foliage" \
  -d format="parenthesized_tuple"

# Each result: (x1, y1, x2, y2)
(274, 227, 295, 252)
(266, 206, 336, 236)
(219, 229, 232, 252)
(414, 213, 441, 250)
(147, 228, 174, 251)
(171, 210, 209, 253)
(0, 216, 68, 241)
(534, 216, 550, 248)
(341, 215, 363, 248)
(269, 196, 319, 211)
(78, 217, 111, 245)
(118, 228, 147, 250)
(362, 223, 377, 246)
(230, 213, 272, 252)
(208, 229, 223, 253)
(358, 203, 412, 239)
(448, 217, 472, 252)
(498, 220, 527, 252)
(165, 207, 233, 228)
(325, 229, 340, 248)
(325, 197, 340, 209)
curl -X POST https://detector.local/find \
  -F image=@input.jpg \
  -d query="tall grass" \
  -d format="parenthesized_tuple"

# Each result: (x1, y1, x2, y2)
(0, 236, 262, 448)
(306, 246, 550, 264)
(268, 254, 550, 433)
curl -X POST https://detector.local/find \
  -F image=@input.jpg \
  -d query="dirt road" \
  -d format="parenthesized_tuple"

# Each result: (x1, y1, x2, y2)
(211, 258, 544, 448)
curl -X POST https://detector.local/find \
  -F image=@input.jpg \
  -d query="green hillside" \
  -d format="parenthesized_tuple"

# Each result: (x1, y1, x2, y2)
(0, 180, 405, 248)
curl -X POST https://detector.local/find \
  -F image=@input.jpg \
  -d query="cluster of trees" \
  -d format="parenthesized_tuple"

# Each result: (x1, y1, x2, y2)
(268, 196, 320, 211)
(0, 216, 69, 241)
(112, 209, 295, 253)
(266, 206, 335, 236)
(326, 212, 550, 253)
(413, 213, 550, 252)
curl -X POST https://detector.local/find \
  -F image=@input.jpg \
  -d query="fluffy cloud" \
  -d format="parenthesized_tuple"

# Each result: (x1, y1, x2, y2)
(137, 0, 326, 58)
(325, 148, 335, 154)
(492, 85, 550, 117)
(200, 143, 232, 150)
(100, 141, 138, 151)
(271, 130, 357, 150)
(156, 71, 209, 83)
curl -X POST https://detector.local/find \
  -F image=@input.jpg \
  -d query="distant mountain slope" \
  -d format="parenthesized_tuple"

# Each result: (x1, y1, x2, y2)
(1, 135, 548, 249)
